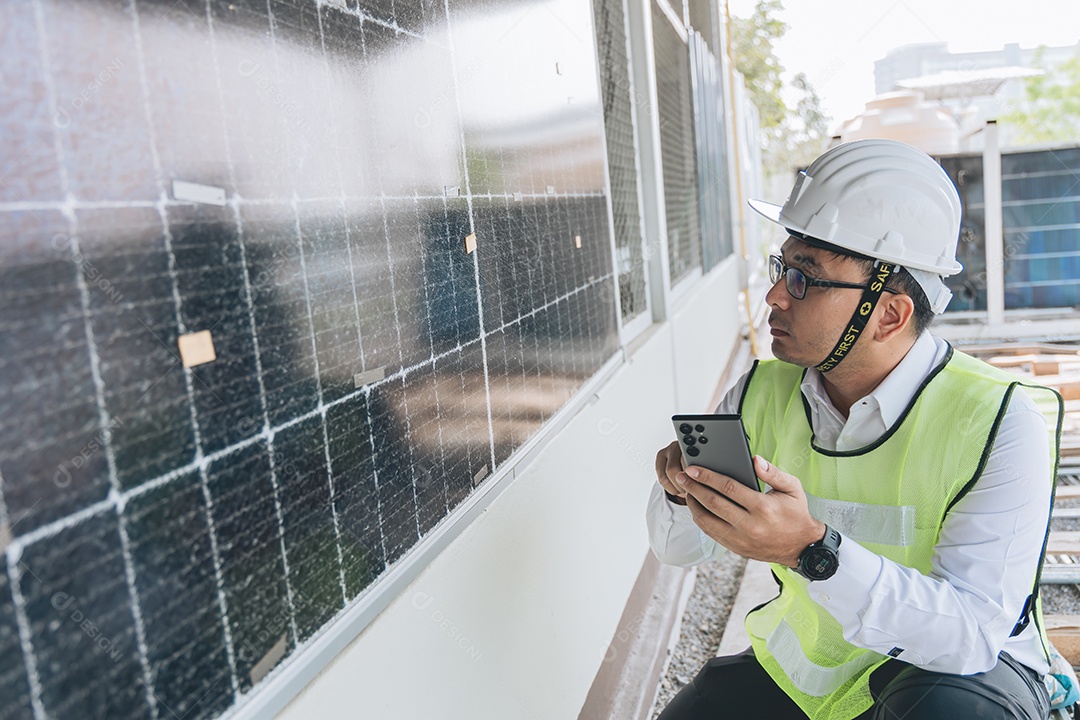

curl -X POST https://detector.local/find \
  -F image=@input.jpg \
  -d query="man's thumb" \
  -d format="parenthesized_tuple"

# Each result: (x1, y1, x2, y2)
(754, 455, 790, 491)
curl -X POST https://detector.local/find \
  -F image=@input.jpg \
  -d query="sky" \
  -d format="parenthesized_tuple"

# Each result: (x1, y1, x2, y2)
(727, 0, 1080, 132)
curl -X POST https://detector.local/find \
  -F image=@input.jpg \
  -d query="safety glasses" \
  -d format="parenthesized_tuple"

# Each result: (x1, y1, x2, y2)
(769, 254, 897, 300)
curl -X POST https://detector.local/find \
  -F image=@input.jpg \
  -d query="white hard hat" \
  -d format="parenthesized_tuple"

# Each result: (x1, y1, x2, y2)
(748, 139, 963, 313)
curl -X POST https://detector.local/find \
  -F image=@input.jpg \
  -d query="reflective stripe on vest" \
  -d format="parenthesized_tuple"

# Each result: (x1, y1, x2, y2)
(766, 618, 884, 697)
(805, 494, 915, 547)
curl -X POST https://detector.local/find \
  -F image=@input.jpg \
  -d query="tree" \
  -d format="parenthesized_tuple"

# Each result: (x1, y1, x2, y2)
(730, 1, 830, 177)
(731, 0, 788, 134)
(787, 72, 830, 168)
(1002, 46, 1080, 146)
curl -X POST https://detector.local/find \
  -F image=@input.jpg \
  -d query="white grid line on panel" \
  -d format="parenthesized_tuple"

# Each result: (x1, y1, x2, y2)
(204, 0, 272, 693)
(5, 552, 47, 720)
(289, 188, 351, 606)
(441, 0, 496, 474)
(128, 0, 198, 712)
(376, 194, 406, 370)
(400, 375, 422, 539)
(0, 466, 43, 720)
(331, 0, 370, 369)
(341, 207, 369, 364)
(314, 4, 370, 607)
(311, 0, 427, 43)
(29, 0, 69, 201)
(320, 409, 350, 607)
(430, 352, 450, 517)
(405, 198, 431, 538)
(362, 386, 391, 569)
(263, 0, 302, 648)
(0, 469, 11, 554)
(409, 196, 440, 533)
(411, 197, 439, 367)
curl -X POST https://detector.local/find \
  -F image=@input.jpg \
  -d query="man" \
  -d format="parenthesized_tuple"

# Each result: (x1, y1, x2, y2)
(648, 139, 1062, 720)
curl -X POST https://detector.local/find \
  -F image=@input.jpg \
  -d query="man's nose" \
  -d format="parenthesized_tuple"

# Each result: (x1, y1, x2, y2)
(766, 273, 790, 309)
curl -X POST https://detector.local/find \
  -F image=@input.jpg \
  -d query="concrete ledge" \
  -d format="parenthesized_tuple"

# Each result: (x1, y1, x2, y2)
(716, 560, 777, 656)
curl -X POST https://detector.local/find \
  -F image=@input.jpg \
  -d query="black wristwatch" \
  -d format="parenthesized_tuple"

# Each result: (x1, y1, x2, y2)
(795, 525, 841, 581)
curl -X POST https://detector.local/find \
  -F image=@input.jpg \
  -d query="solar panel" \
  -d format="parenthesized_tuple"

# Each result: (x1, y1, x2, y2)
(0, 0, 621, 716)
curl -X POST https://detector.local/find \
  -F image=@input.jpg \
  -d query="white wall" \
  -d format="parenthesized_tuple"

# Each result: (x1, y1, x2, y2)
(275, 258, 743, 720)
(672, 256, 743, 412)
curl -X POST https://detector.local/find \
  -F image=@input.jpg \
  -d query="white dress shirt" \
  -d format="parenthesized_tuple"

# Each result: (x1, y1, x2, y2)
(647, 333, 1053, 675)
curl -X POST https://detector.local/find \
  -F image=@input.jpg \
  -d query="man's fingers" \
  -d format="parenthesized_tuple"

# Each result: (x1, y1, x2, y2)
(664, 441, 683, 481)
(682, 471, 750, 526)
(686, 495, 737, 542)
(684, 466, 763, 512)
(656, 442, 686, 498)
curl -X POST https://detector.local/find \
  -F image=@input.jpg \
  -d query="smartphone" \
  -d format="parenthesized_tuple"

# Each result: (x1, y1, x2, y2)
(671, 414, 759, 491)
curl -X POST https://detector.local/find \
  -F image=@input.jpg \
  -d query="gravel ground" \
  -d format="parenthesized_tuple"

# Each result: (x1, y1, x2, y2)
(648, 551, 747, 719)
(1042, 468, 1080, 616)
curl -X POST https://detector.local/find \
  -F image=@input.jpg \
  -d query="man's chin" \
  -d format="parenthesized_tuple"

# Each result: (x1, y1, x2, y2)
(770, 343, 814, 368)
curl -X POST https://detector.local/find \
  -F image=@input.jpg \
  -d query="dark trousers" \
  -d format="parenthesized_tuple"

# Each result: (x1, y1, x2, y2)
(657, 648, 1050, 719)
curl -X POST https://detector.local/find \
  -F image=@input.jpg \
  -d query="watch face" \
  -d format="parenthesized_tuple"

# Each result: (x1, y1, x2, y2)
(803, 547, 839, 580)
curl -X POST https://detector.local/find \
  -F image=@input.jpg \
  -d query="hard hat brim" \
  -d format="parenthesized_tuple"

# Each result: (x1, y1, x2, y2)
(747, 197, 828, 250)
(747, 198, 785, 228)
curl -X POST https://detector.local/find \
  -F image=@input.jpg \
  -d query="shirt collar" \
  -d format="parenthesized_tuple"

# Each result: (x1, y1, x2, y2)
(800, 332, 941, 427)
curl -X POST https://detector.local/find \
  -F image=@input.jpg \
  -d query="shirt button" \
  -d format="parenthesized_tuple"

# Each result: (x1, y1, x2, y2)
(817, 594, 830, 604)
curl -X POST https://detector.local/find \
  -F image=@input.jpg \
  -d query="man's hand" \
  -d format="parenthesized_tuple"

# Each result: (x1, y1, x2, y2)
(654, 441, 688, 505)
(676, 456, 826, 568)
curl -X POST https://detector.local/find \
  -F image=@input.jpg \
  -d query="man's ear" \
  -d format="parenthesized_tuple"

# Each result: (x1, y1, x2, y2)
(874, 293, 915, 342)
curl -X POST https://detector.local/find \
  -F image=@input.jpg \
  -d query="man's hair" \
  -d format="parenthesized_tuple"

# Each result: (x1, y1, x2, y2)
(794, 233, 934, 335)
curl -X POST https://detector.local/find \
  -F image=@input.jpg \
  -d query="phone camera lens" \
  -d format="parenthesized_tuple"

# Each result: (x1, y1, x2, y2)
(679, 423, 693, 435)
(686, 446, 700, 457)
(694, 424, 705, 433)
(683, 435, 695, 445)
(698, 436, 708, 444)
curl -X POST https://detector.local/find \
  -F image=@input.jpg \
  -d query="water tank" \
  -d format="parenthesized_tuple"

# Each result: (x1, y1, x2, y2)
(838, 91, 959, 155)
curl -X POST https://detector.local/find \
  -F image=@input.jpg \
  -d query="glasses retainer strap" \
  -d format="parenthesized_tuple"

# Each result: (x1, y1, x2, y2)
(814, 261, 901, 373)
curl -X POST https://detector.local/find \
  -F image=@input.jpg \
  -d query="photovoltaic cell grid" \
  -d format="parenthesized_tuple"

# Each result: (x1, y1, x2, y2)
(0, 0, 620, 716)
(652, 0, 702, 285)
(1001, 147, 1080, 310)
(689, 33, 734, 272)
(592, 0, 649, 324)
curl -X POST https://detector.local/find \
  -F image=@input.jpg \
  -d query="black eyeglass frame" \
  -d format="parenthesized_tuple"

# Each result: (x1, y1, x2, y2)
(768, 254, 899, 300)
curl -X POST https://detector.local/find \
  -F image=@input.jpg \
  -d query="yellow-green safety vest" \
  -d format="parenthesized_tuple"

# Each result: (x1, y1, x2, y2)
(737, 346, 1063, 720)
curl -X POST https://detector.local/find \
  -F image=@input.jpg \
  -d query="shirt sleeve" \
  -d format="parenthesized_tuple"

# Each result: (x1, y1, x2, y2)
(804, 390, 1054, 674)
(645, 370, 750, 567)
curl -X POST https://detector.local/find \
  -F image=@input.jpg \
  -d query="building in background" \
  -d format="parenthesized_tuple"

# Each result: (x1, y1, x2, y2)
(872, 40, 1079, 148)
